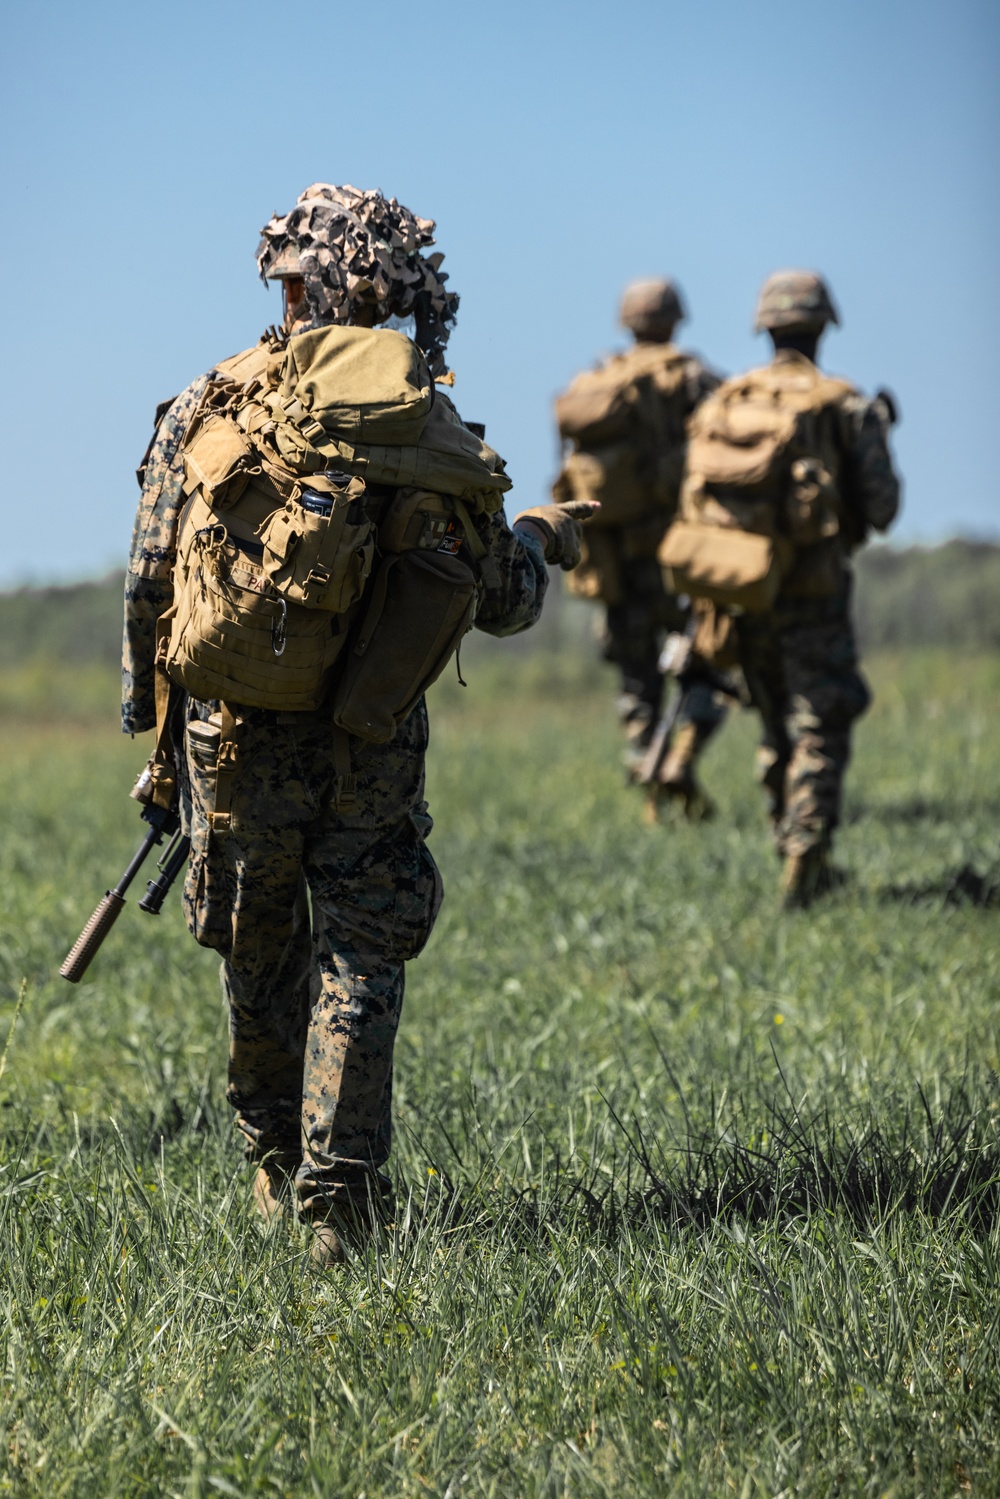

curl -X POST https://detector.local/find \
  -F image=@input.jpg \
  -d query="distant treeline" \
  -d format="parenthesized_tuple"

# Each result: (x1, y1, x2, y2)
(854, 540, 1000, 650)
(1, 540, 998, 671)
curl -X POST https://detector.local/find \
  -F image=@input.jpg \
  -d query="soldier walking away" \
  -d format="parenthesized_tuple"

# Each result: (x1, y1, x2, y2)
(659, 270, 901, 906)
(122, 184, 595, 1266)
(551, 279, 727, 816)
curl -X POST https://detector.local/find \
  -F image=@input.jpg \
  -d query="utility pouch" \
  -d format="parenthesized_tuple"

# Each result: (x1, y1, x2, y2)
(257, 473, 375, 612)
(659, 519, 792, 614)
(165, 524, 350, 710)
(182, 411, 261, 509)
(332, 550, 477, 743)
(378, 487, 459, 554)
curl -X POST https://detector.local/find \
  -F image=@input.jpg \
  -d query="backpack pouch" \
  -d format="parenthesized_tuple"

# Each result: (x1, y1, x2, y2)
(332, 550, 478, 743)
(555, 370, 637, 447)
(562, 444, 654, 528)
(659, 520, 793, 614)
(377, 488, 458, 554)
(257, 479, 375, 613)
(167, 531, 347, 710)
(182, 411, 261, 509)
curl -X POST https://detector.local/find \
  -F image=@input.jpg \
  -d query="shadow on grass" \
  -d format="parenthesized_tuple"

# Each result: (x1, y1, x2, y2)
(8, 1074, 999, 1254)
(402, 1074, 1000, 1245)
(879, 863, 1000, 910)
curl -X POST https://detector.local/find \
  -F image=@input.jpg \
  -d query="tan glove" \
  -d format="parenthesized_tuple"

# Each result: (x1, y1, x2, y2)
(513, 500, 600, 570)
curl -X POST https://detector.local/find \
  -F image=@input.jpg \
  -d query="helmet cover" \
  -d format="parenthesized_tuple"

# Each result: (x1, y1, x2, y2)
(754, 270, 840, 333)
(619, 278, 686, 338)
(257, 183, 459, 377)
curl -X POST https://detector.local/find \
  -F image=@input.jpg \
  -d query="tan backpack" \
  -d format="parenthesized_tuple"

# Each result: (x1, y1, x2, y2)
(160, 326, 505, 731)
(553, 343, 691, 530)
(659, 359, 853, 611)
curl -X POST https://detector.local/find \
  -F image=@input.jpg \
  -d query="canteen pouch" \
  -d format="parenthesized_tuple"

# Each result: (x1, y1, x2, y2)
(659, 519, 792, 614)
(257, 475, 375, 612)
(333, 550, 478, 743)
(181, 713, 233, 950)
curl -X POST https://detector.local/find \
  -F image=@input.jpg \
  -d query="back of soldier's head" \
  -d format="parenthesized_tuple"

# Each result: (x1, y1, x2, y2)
(754, 270, 840, 340)
(620, 278, 686, 343)
(257, 184, 458, 377)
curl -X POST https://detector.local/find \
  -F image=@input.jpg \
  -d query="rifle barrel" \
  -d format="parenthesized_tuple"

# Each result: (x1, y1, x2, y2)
(59, 824, 162, 984)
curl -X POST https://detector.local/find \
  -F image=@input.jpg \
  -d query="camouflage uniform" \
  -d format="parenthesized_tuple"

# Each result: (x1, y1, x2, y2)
(555, 332, 724, 770)
(123, 371, 548, 1212)
(730, 348, 901, 862)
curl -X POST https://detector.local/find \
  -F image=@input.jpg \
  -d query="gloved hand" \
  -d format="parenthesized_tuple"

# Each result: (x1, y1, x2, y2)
(513, 500, 600, 570)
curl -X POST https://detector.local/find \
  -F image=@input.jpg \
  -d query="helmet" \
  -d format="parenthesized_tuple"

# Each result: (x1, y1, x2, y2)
(257, 183, 459, 377)
(263, 243, 302, 279)
(754, 270, 840, 333)
(620, 278, 686, 339)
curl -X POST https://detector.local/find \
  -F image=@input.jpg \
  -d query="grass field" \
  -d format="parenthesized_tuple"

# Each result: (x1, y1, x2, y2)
(0, 646, 998, 1497)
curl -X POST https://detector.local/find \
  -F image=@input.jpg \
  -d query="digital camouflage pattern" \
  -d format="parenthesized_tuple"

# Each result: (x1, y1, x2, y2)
(257, 185, 458, 379)
(123, 377, 209, 734)
(753, 270, 840, 333)
(600, 554, 725, 764)
(736, 588, 870, 858)
(183, 697, 439, 1212)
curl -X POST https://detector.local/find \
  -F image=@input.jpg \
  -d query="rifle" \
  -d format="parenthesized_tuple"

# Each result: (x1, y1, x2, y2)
(59, 765, 190, 984)
(636, 632, 739, 790)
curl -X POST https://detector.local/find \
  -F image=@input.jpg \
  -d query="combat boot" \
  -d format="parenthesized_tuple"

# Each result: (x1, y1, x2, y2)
(252, 1149, 301, 1225)
(648, 723, 716, 822)
(303, 1190, 392, 1269)
(307, 1219, 348, 1268)
(780, 847, 843, 910)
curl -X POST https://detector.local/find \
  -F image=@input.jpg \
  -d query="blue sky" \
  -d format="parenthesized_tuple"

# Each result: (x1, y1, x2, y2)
(1, 0, 997, 585)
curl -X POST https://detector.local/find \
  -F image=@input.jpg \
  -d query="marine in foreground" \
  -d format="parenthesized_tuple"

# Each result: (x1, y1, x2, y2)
(113, 184, 593, 1265)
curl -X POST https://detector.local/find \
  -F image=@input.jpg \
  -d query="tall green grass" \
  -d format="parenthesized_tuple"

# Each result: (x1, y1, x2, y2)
(0, 650, 997, 1496)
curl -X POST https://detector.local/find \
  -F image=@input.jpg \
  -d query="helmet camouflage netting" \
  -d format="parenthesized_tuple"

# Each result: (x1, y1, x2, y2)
(257, 183, 459, 377)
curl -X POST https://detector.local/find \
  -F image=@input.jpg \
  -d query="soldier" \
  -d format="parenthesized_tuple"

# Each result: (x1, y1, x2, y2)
(661, 270, 901, 905)
(552, 279, 726, 816)
(122, 183, 594, 1265)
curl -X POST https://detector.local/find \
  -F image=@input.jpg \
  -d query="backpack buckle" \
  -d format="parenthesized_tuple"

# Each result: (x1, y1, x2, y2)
(333, 774, 358, 813)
